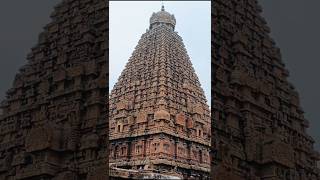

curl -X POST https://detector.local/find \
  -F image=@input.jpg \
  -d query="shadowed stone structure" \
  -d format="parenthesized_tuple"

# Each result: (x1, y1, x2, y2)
(0, 0, 107, 179)
(212, 0, 320, 179)
(109, 5, 211, 179)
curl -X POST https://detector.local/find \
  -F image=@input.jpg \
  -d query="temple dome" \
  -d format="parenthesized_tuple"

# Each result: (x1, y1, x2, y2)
(150, 5, 176, 29)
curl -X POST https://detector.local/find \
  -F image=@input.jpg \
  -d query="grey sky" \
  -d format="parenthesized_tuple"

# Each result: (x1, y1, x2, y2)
(0, 0, 61, 101)
(109, 1, 211, 107)
(259, 0, 320, 150)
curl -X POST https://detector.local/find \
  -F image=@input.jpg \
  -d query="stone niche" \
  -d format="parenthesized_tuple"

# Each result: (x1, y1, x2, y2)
(25, 126, 61, 152)
(116, 99, 128, 111)
(11, 152, 27, 167)
(53, 68, 67, 82)
(226, 114, 239, 130)
(176, 142, 188, 159)
(175, 112, 186, 126)
(193, 103, 204, 117)
(67, 65, 84, 77)
(186, 117, 194, 129)
(136, 111, 147, 123)
(154, 109, 170, 121)
(115, 120, 126, 133)
(86, 106, 100, 121)
(161, 138, 174, 156)
(80, 133, 99, 150)
(262, 139, 295, 168)
(80, 133, 100, 161)
(133, 141, 145, 157)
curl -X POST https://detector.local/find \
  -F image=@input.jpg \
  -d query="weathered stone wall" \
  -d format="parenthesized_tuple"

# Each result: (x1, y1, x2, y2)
(212, 0, 320, 179)
(109, 7, 211, 179)
(0, 0, 107, 179)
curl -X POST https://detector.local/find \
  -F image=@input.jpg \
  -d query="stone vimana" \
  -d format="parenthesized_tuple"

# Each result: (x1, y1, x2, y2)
(212, 0, 320, 179)
(0, 0, 107, 179)
(1, 0, 320, 179)
(109, 5, 211, 179)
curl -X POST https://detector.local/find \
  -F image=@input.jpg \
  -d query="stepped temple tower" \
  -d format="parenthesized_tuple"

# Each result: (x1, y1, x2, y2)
(0, 0, 107, 179)
(212, 0, 320, 179)
(109, 5, 211, 179)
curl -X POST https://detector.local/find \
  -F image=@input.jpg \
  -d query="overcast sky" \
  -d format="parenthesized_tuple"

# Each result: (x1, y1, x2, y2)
(0, 0, 61, 101)
(109, 1, 211, 107)
(259, 0, 320, 150)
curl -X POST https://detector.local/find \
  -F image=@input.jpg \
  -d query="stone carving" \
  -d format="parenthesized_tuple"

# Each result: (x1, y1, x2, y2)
(0, 0, 107, 179)
(25, 126, 60, 152)
(212, 0, 320, 179)
(109, 5, 211, 179)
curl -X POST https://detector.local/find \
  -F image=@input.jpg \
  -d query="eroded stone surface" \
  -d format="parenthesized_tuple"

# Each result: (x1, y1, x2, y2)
(212, 0, 320, 179)
(0, 0, 107, 179)
(109, 6, 211, 179)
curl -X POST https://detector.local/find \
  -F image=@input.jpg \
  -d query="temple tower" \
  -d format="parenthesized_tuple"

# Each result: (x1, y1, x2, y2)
(0, 0, 107, 179)
(212, 0, 320, 179)
(109, 5, 211, 179)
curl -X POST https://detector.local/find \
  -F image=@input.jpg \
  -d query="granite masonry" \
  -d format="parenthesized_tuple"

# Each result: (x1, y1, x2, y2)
(109, 6, 211, 179)
(0, 0, 108, 179)
(212, 0, 320, 179)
